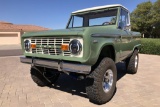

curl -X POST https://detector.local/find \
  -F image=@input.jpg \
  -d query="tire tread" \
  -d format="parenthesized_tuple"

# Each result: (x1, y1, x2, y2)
(86, 57, 117, 104)
(126, 50, 139, 74)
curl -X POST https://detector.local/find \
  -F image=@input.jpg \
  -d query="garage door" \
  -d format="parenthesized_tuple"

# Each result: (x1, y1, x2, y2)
(0, 33, 20, 45)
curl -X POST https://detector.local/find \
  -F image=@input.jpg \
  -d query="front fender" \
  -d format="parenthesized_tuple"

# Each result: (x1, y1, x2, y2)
(133, 44, 141, 51)
(86, 37, 116, 65)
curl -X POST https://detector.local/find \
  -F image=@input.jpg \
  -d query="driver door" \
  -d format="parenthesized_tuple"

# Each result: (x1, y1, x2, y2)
(118, 8, 133, 60)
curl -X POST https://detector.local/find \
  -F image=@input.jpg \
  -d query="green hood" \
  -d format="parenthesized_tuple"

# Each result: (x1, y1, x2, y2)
(22, 28, 85, 38)
(22, 25, 118, 38)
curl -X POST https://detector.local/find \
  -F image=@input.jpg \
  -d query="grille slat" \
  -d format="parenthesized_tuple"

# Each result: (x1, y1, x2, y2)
(31, 37, 71, 56)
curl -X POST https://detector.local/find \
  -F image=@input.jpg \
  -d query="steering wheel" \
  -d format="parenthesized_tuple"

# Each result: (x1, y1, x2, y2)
(102, 22, 110, 25)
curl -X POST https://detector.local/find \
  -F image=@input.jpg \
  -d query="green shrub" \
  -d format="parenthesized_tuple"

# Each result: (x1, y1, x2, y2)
(140, 38, 160, 55)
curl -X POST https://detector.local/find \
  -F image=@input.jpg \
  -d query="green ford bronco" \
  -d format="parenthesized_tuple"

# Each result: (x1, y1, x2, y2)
(20, 4, 141, 104)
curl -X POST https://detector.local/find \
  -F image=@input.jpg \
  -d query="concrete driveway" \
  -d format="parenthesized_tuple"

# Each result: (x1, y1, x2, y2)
(0, 54, 160, 107)
(0, 45, 22, 57)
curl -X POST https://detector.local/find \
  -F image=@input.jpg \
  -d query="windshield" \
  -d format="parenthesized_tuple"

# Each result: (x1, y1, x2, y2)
(67, 8, 118, 28)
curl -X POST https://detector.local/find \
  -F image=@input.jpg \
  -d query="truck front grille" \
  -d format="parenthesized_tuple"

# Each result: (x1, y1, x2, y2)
(31, 37, 71, 56)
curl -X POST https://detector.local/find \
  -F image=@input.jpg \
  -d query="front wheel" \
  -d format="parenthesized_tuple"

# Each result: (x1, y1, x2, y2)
(86, 57, 117, 104)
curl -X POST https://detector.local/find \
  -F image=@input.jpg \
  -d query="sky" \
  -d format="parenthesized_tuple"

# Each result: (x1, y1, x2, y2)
(0, 0, 156, 29)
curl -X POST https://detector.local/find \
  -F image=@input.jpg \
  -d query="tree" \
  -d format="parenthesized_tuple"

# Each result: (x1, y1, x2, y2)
(151, 0, 160, 38)
(131, 0, 160, 38)
(152, 0, 160, 23)
(131, 1, 153, 38)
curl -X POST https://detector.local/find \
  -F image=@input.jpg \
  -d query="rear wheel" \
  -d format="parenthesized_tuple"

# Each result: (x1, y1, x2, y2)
(31, 66, 60, 87)
(86, 57, 117, 104)
(126, 50, 139, 74)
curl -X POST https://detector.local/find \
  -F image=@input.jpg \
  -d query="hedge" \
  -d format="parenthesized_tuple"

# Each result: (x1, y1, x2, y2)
(140, 38, 160, 55)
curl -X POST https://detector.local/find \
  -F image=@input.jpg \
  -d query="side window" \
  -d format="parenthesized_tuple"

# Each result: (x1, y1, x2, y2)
(119, 8, 130, 30)
(73, 16, 83, 27)
(68, 16, 83, 28)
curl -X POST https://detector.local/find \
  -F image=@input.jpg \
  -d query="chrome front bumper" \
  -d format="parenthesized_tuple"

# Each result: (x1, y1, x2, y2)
(20, 56, 91, 74)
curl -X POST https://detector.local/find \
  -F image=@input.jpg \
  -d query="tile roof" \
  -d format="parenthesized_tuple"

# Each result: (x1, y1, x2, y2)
(0, 21, 50, 32)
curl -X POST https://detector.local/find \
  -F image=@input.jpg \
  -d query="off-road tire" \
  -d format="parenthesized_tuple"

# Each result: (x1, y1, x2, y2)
(31, 67, 60, 87)
(126, 50, 139, 74)
(86, 57, 117, 104)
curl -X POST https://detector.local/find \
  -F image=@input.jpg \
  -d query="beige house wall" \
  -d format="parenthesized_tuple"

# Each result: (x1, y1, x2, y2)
(0, 32, 21, 45)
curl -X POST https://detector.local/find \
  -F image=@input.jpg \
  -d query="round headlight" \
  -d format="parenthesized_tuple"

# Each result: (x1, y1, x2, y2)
(24, 40, 31, 52)
(69, 39, 82, 55)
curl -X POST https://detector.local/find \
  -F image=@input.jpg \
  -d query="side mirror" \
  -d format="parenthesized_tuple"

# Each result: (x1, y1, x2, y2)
(118, 23, 131, 31)
(124, 25, 131, 31)
(118, 26, 122, 29)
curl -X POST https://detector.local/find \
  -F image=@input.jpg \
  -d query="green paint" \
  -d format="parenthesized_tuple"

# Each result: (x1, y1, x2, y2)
(21, 5, 141, 66)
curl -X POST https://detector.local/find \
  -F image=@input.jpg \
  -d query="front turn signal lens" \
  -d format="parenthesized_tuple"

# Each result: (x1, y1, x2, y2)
(61, 44, 69, 51)
(31, 44, 36, 49)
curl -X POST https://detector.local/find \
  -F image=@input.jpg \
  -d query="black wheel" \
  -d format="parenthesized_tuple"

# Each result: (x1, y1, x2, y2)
(86, 57, 117, 104)
(31, 66, 60, 87)
(126, 50, 139, 74)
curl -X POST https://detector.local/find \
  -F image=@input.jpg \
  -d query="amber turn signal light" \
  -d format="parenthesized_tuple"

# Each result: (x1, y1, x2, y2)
(31, 44, 36, 49)
(61, 44, 69, 51)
